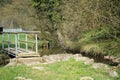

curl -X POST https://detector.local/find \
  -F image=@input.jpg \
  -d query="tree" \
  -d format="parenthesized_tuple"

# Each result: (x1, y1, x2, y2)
(0, 0, 38, 30)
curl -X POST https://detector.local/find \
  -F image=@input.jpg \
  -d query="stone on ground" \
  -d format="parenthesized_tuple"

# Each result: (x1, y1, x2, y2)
(42, 54, 73, 63)
(80, 76, 94, 80)
(14, 76, 32, 80)
(75, 56, 89, 62)
(92, 63, 109, 70)
(32, 66, 45, 71)
(6, 58, 18, 67)
(109, 70, 119, 78)
(84, 59, 94, 65)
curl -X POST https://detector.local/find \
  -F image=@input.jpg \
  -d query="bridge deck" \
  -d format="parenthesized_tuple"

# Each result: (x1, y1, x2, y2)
(2, 48, 40, 57)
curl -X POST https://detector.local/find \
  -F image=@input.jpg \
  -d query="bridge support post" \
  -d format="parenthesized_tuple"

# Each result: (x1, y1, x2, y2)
(15, 34, 18, 57)
(8, 34, 10, 54)
(35, 33, 38, 53)
(18, 34, 20, 49)
(2, 34, 4, 49)
(26, 34, 28, 51)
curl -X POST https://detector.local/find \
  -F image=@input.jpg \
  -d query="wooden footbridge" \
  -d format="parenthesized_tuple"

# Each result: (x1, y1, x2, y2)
(0, 28, 40, 58)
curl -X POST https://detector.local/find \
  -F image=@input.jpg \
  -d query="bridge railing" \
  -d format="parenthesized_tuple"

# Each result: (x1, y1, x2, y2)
(1, 31, 40, 57)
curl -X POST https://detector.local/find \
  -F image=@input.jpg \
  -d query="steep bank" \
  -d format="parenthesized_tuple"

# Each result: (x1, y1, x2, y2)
(32, 0, 120, 57)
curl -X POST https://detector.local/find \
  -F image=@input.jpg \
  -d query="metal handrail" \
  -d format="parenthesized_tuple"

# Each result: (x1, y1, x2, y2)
(1, 31, 39, 57)
(1, 31, 40, 34)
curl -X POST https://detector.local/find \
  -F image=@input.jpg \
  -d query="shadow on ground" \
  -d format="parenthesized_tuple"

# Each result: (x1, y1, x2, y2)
(0, 52, 11, 67)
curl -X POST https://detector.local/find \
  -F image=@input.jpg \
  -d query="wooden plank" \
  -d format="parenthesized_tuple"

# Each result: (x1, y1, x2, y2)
(9, 48, 23, 53)
(17, 48, 34, 53)
(17, 48, 28, 52)
(8, 48, 31, 53)
(2, 49, 16, 56)
(19, 40, 35, 44)
(18, 53, 40, 57)
(2, 48, 39, 57)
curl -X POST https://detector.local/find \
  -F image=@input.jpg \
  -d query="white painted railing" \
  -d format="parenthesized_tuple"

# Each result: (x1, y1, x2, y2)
(3, 28, 23, 32)
(1, 31, 40, 57)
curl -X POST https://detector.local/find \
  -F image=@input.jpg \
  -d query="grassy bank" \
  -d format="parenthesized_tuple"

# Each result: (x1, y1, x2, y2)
(78, 27, 120, 57)
(0, 59, 119, 80)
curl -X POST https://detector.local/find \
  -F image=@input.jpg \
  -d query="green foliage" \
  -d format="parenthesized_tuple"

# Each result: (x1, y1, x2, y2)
(31, 0, 63, 49)
(0, 65, 31, 80)
(32, 0, 62, 23)
(0, 0, 37, 30)
(30, 0, 120, 57)
(0, 53, 10, 66)
(0, 0, 12, 7)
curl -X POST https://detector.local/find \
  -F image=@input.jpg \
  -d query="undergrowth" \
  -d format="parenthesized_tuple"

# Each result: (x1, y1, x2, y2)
(79, 27, 120, 57)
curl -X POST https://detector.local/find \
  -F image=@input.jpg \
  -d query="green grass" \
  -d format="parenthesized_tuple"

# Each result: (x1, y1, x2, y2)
(0, 65, 31, 80)
(78, 28, 120, 57)
(0, 59, 119, 80)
